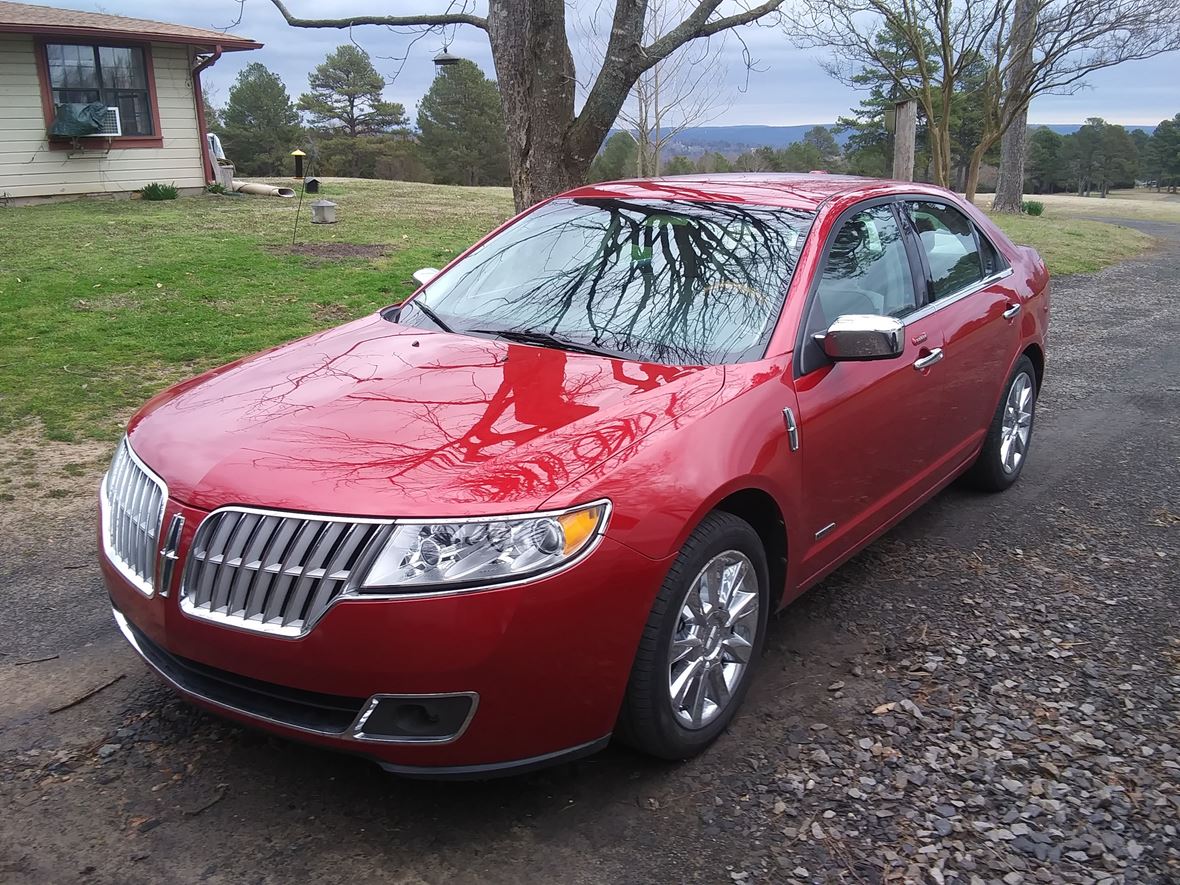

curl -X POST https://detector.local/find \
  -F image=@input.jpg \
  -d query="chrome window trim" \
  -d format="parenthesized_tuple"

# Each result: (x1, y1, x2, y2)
(902, 267, 1014, 326)
(112, 607, 479, 744)
(176, 499, 613, 638)
(351, 692, 480, 744)
(99, 438, 168, 598)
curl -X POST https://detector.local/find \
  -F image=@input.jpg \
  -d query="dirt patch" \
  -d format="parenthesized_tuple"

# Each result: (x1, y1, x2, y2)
(71, 292, 140, 313)
(310, 302, 358, 324)
(272, 243, 389, 263)
(0, 421, 110, 541)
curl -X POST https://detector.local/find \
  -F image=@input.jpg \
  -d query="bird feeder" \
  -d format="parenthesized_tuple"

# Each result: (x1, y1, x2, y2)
(433, 47, 460, 67)
(291, 148, 306, 179)
(310, 199, 337, 224)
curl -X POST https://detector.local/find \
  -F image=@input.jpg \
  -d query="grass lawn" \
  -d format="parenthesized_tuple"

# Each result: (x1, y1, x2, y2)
(1, 179, 513, 444)
(979, 188, 1180, 224)
(0, 177, 1156, 448)
(987, 213, 1153, 276)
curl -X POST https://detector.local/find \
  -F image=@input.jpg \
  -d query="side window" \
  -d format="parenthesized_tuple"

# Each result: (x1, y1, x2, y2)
(800, 204, 917, 373)
(906, 201, 986, 300)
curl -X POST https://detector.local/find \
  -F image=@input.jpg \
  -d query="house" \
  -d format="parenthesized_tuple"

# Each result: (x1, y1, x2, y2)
(0, 1, 261, 202)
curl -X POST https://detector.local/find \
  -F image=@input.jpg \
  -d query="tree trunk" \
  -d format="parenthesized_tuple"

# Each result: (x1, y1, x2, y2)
(486, 0, 585, 211)
(928, 124, 953, 189)
(992, 0, 1037, 213)
(993, 107, 1029, 212)
(963, 142, 989, 204)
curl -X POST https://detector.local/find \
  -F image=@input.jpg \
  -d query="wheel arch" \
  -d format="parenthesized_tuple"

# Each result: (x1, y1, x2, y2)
(1022, 342, 1045, 391)
(710, 488, 789, 608)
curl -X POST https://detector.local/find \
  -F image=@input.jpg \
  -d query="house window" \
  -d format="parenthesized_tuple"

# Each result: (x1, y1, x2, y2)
(45, 43, 154, 136)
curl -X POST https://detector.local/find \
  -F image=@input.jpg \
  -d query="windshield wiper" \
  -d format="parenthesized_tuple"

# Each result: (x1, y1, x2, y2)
(404, 299, 453, 333)
(467, 328, 627, 359)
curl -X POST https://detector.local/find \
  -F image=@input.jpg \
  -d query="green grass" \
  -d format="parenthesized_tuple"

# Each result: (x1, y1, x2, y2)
(0, 178, 513, 442)
(0, 177, 1154, 444)
(988, 213, 1154, 275)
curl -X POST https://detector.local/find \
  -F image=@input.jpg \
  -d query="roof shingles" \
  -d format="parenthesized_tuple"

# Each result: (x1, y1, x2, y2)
(0, 1, 261, 49)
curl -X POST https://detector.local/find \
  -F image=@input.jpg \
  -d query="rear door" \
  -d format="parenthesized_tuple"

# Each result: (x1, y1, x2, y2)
(902, 200, 1023, 464)
(791, 200, 949, 585)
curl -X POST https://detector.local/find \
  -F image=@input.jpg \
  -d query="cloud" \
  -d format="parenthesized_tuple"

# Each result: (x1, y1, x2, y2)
(82, 0, 1180, 128)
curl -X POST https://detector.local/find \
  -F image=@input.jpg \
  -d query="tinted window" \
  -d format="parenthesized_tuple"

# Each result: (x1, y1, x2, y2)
(401, 198, 814, 366)
(800, 204, 917, 373)
(907, 201, 985, 300)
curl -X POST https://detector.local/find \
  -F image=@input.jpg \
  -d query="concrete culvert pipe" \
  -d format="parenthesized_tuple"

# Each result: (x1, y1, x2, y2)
(231, 180, 296, 198)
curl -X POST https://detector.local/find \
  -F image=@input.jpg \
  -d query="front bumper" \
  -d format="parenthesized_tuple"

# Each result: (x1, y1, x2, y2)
(103, 500, 670, 776)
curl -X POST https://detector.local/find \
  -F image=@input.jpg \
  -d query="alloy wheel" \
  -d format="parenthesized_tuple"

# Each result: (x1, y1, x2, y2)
(667, 550, 760, 730)
(1000, 371, 1034, 474)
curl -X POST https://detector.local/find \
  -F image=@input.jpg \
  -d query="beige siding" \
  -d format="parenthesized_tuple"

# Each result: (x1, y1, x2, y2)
(0, 35, 206, 199)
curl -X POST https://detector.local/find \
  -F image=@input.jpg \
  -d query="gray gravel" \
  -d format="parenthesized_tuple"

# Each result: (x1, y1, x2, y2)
(1, 220, 1177, 884)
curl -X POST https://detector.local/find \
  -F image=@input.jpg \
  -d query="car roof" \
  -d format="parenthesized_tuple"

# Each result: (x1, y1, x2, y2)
(560, 173, 955, 212)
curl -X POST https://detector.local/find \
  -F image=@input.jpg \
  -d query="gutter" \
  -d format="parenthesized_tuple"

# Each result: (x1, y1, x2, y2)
(192, 45, 223, 184)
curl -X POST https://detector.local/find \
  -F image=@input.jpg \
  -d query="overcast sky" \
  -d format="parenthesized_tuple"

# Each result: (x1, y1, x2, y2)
(90, 0, 1180, 128)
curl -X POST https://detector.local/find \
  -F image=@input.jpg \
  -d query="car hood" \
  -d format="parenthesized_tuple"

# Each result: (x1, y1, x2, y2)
(128, 314, 723, 516)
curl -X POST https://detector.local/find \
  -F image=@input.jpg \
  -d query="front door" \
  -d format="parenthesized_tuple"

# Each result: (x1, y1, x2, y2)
(792, 202, 953, 585)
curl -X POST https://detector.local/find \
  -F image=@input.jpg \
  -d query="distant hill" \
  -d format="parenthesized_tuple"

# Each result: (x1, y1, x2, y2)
(651, 122, 1157, 160)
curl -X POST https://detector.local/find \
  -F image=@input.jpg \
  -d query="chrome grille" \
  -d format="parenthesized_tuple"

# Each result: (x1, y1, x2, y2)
(180, 509, 391, 637)
(101, 439, 167, 596)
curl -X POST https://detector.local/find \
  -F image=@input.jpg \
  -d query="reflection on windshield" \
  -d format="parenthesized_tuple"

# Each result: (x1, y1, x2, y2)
(399, 198, 813, 365)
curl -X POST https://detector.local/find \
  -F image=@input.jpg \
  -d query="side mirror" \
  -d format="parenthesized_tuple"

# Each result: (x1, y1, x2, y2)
(817, 314, 905, 361)
(412, 267, 440, 287)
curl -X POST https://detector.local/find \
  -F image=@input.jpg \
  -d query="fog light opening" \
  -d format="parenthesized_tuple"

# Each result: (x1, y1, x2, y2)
(353, 693, 477, 743)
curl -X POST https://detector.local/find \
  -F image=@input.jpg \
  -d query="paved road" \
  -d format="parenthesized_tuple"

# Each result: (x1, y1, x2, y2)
(2, 221, 1177, 884)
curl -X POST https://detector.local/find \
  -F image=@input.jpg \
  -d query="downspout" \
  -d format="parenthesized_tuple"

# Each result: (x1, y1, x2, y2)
(192, 45, 223, 184)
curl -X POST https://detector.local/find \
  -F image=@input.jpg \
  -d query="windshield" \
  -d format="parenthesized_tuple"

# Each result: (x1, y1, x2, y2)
(396, 198, 814, 365)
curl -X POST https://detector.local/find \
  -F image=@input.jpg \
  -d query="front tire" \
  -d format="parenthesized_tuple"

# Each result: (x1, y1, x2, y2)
(966, 354, 1037, 492)
(617, 511, 769, 760)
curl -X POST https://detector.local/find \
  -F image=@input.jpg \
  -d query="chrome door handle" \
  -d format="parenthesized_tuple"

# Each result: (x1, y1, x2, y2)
(912, 348, 944, 371)
(1003, 303, 1022, 320)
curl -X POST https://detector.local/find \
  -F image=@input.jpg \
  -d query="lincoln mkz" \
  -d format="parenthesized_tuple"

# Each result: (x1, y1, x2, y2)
(102, 174, 1049, 777)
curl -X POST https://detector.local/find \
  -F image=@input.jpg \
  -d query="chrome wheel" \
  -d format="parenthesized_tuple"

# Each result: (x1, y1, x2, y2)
(667, 550, 759, 730)
(1000, 371, 1034, 474)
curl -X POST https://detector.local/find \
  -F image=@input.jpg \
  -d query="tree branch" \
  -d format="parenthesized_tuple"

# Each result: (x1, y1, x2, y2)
(642, 0, 786, 69)
(267, 0, 488, 32)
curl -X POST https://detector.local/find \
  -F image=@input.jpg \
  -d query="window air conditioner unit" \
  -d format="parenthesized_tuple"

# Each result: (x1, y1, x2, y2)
(80, 107, 122, 137)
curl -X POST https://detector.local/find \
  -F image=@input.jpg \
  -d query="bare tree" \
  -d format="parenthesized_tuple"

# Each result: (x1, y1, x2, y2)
(786, 0, 1010, 193)
(990, 0, 1180, 211)
(266, 0, 785, 210)
(787, 0, 1180, 202)
(588, 0, 728, 176)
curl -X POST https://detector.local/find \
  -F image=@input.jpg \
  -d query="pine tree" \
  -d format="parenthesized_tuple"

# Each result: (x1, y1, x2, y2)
(589, 132, 639, 181)
(416, 60, 509, 187)
(298, 45, 406, 136)
(216, 63, 302, 176)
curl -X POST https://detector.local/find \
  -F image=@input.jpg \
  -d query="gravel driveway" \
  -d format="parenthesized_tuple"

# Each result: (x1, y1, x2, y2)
(1, 221, 1177, 885)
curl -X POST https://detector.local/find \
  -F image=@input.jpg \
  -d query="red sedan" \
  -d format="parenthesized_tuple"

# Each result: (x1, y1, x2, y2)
(102, 174, 1049, 777)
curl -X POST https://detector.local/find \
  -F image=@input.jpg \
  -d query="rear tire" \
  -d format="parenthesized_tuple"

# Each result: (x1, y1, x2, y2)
(617, 511, 769, 760)
(965, 355, 1037, 492)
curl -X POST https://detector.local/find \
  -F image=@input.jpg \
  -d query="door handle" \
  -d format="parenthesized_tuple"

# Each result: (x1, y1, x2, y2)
(912, 347, 944, 371)
(1003, 303, 1022, 320)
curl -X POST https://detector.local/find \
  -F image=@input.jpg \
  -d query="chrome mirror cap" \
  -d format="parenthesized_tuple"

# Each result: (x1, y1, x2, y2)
(818, 314, 905, 361)
(412, 267, 440, 287)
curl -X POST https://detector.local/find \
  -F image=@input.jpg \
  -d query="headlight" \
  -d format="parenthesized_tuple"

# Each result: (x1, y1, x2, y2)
(357, 501, 610, 593)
